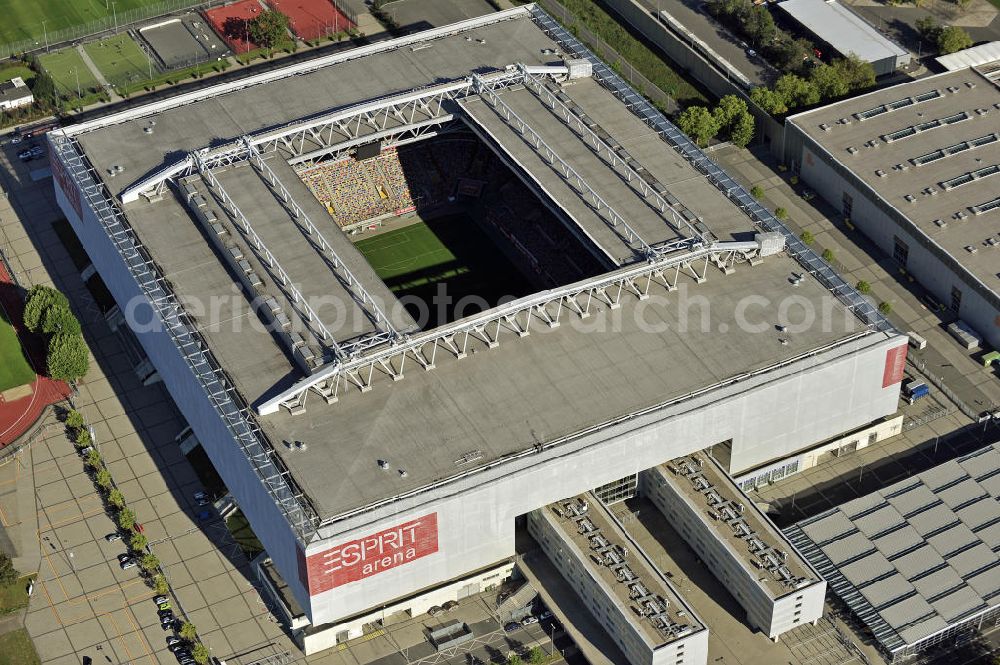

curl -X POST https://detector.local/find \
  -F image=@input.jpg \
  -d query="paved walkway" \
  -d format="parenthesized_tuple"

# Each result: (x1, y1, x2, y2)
(75, 45, 123, 104)
(711, 144, 1000, 415)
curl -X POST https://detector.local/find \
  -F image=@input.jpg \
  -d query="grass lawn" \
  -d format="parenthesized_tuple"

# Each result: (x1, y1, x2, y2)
(37, 48, 100, 98)
(355, 214, 534, 327)
(0, 0, 169, 44)
(0, 575, 34, 615)
(84, 33, 152, 86)
(0, 65, 34, 87)
(0, 628, 40, 665)
(0, 314, 34, 393)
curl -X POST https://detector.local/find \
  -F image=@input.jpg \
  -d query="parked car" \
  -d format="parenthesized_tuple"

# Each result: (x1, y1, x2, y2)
(193, 491, 210, 506)
(10, 135, 22, 144)
(166, 636, 184, 650)
(538, 611, 553, 621)
(119, 556, 136, 570)
(158, 608, 174, 620)
(442, 600, 459, 612)
(154, 595, 170, 605)
(105, 532, 121, 543)
(157, 601, 172, 611)
(504, 622, 520, 633)
(521, 616, 539, 626)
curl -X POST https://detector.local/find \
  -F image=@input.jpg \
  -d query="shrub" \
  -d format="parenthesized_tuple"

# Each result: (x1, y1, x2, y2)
(130, 533, 148, 552)
(75, 429, 91, 448)
(41, 303, 81, 336)
(117, 508, 136, 532)
(96, 468, 112, 488)
(507, 655, 523, 665)
(140, 553, 160, 572)
(528, 647, 546, 664)
(108, 489, 125, 509)
(0, 551, 18, 586)
(878, 301, 893, 314)
(65, 409, 85, 430)
(821, 248, 835, 262)
(775, 207, 789, 220)
(789, 175, 799, 185)
(179, 622, 198, 641)
(800, 231, 814, 245)
(86, 449, 102, 469)
(192, 643, 210, 665)
(855, 280, 872, 294)
(153, 574, 169, 595)
(47, 333, 89, 382)
(750, 185, 765, 200)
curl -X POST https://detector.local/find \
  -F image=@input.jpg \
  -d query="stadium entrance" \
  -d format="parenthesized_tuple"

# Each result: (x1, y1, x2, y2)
(293, 129, 607, 328)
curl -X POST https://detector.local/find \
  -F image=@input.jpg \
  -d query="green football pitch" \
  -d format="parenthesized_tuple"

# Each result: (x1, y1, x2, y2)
(0, 313, 34, 393)
(355, 214, 534, 328)
(0, 0, 170, 44)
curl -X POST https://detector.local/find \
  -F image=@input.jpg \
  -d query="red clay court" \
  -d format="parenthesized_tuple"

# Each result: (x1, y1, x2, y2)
(204, 0, 267, 54)
(0, 261, 71, 448)
(268, 0, 354, 40)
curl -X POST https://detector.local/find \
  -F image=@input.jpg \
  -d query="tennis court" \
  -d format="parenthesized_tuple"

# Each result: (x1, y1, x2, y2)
(267, 0, 354, 40)
(204, 0, 265, 54)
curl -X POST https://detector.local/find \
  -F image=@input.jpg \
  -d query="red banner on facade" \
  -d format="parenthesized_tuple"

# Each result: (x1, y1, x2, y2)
(882, 344, 907, 388)
(303, 514, 439, 595)
(50, 150, 83, 221)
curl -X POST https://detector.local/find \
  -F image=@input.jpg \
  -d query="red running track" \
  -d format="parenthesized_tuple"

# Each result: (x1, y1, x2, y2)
(0, 261, 71, 447)
(267, 0, 354, 41)
(204, 0, 267, 54)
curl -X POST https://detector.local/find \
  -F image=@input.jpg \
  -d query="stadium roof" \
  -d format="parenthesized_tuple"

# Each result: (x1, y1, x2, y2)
(58, 6, 895, 527)
(776, 0, 908, 65)
(786, 444, 1000, 659)
(787, 66, 1000, 298)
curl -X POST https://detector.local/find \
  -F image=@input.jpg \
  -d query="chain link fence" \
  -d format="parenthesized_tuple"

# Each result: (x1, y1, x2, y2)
(908, 357, 993, 421)
(0, 0, 224, 60)
(533, 0, 677, 114)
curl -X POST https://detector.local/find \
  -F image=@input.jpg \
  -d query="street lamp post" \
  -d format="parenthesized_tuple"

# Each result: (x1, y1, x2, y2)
(42, 20, 49, 53)
(112, 2, 118, 34)
(68, 551, 75, 572)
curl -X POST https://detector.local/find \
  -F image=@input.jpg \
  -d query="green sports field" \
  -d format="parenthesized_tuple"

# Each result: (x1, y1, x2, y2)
(0, 0, 169, 44)
(37, 48, 100, 97)
(0, 313, 34, 393)
(355, 214, 534, 328)
(84, 34, 152, 85)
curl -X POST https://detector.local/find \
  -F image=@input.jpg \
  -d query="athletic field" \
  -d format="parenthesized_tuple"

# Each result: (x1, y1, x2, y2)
(0, 0, 168, 44)
(355, 214, 534, 328)
(84, 34, 153, 85)
(38, 48, 100, 97)
(0, 315, 34, 393)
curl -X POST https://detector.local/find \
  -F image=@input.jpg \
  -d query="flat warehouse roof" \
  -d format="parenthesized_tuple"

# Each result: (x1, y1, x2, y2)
(776, 0, 908, 64)
(786, 444, 1000, 657)
(788, 67, 1000, 293)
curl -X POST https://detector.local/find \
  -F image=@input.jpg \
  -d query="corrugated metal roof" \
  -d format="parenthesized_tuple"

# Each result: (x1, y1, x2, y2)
(788, 443, 1000, 656)
(935, 41, 1000, 71)
(776, 0, 908, 64)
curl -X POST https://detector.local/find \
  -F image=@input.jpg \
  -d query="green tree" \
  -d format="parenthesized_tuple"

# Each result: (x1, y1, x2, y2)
(744, 5, 776, 46)
(916, 16, 940, 42)
(96, 468, 112, 489)
(249, 9, 290, 48)
(23, 285, 69, 332)
(676, 106, 720, 147)
(0, 550, 18, 586)
(832, 55, 875, 92)
(108, 488, 125, 509)
(937, 25, 972, 54)
(750, 185, 765, 199)
(65, 409, 85, 430)
(30, 69, 57, 107)
(140, 553, 160, 572)
(129, 533, 148, 552)
(528, 647, 546, 665)
(800, 230, 814, 245)
(86, 449, 102, 469)
(41, 303, 81, 336)
(47, 333, 89, 382)
(153, 574, 169, 596)
(810, 63, 849, 100)
(713, 94, 747, 130)
(775, 207, 789, 220)
(729, 110, 755, 147)
(506, 655, 523, 665)
(821, 248, 835, 262)
(856, 280, 872, 294)
(179, 622, 198, 641)
(750, 86, 787, 115)
(774, 73, 820, 108)
(192, 644, 210, 665)
(75, 428, 92, 448)
(878, 301, 893, 314)
(117, 508, 136, 532)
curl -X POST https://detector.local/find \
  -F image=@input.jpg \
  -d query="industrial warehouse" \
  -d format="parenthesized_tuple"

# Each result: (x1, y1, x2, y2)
(784, 62, 1000, 351)
(49, 6, 907, 662)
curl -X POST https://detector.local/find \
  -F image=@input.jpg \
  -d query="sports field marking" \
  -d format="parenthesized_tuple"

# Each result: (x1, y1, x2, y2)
(355, 223, 458, 281)
(37, 47, 100, 96)
(0, 311, 33, 393)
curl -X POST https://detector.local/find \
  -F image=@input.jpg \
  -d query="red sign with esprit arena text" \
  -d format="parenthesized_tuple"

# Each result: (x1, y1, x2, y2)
(301, 514, 439, 595)
(882, 344, 907, 388)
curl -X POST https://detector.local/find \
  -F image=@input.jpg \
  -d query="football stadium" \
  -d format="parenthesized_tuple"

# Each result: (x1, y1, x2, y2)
(49, 6, 907, 661)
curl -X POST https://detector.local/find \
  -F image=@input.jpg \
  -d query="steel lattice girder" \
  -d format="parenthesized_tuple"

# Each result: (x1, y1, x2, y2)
(256, 241, 770, 416)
